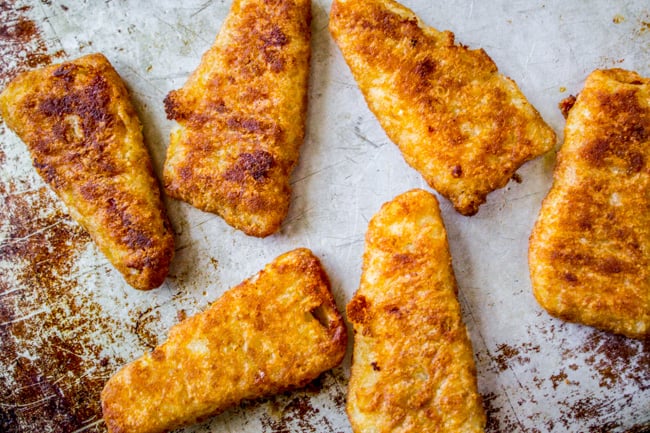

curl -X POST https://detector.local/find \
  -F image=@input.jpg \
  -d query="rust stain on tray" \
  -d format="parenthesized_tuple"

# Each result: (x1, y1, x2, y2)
(0, 186, 126, 433)
(255, 368, 347, 433)
(0, 3, 64, 87)
(482, 391, 520, 433)
(579, 332, 649, 389)
(485, 319, 650, 432)
(0, 6, 118, 432)
(493, 342, 540, 372)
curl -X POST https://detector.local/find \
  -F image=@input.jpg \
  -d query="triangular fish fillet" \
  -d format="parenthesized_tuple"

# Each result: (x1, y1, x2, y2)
(101, 248, 347, 433)
(163, 0, 311, 237)
(329, 0, 556, 215)
(347, 189, 486, 432)
(529, 69, 650, 339)
(0, 53, 174, 290)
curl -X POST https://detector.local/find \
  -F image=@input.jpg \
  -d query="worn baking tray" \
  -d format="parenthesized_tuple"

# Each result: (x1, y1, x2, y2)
(0, 1, 648, 432)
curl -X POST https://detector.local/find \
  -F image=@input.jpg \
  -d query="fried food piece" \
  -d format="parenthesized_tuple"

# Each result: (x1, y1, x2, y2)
(101, 248, 347, 433)
(0, 53, 174, 290)
(529, 69, 650, 339)
(346, 189, 486, 432)
(163, 0, 311, 237)
(329, 0, 556, 216)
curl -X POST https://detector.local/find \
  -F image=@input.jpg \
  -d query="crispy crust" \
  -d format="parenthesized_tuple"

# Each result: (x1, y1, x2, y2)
(329, 0, 556, 215)
(529, 69, 650, 339)
(163, 0, 311, 237)
(0, 53, 174, 290)
(101, 248, 347, 433)
(346, 189, 486, 432)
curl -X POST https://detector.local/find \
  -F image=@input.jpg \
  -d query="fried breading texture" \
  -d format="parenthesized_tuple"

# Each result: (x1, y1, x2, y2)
(346, 189, 486, 433)
(101, 248, 347, 433)
(0, 53, 174, 290)
(163, 0, 311, 237)
(529, 69, 650, 339)
(329, 0, 556, 216)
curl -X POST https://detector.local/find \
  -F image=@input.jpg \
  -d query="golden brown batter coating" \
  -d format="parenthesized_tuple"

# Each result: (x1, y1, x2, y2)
(101, 248, 347, 433)
(346, 189, 486, 432)
(163, 0, 311, 237)
(0, 53, 174, 290)
(529, 69, 650, 340)
(329, 0, 556, 216)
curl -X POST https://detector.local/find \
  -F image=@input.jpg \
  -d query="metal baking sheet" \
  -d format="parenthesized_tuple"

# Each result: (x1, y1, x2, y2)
(1, 1, 648, 432)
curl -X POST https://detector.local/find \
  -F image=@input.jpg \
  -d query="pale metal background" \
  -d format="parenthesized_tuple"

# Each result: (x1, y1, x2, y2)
(0, 1, 649, 432)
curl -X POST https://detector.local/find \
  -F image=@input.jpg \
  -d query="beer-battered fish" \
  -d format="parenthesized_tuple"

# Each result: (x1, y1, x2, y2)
(0, 53, 174, 290)
(347, 189, 486, 432)
(101, 248, 347, 433)
(329, 0, 556, 216)
(529, 69, 650, 339)
(163, 0, 311, 237)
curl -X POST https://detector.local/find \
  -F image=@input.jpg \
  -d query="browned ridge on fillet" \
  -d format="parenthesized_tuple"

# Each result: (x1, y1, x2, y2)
(0, 53, 174, 290)
(163, 0, 311, 237)
(346, 189, 486, 433)
(101, 248, 347, 433)
(529, 68, 650, 340)
(329, 0, 556, 216)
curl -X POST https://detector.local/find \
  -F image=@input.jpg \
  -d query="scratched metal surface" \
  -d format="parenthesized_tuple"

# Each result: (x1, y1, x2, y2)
(0, 0, 649, 432)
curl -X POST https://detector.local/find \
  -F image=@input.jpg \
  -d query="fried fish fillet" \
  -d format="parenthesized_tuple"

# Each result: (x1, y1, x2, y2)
(346, 189, 485, 432)
(101, 248, 347, 433)
(0, 53, 174, 290)
(529, 69, 650, 339)
(329, 0, 556, 216)
(163, 0, 311, 237)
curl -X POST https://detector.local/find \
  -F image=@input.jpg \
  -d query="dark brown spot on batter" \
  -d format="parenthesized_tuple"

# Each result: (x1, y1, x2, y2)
(628, 152, 645, 173)
(262, 25, 289, 47)
(563, 272, 579, 283)
(163, 92, 181, 120)
(414, 58, 436, 79)
(581, 89, 650, 174)
(263, 49, 286, 73)
(39, 74, 113, 136)
(52, 63, 78, 83)
(223, 150, 276, 182)
(393, 253, 415, 265)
